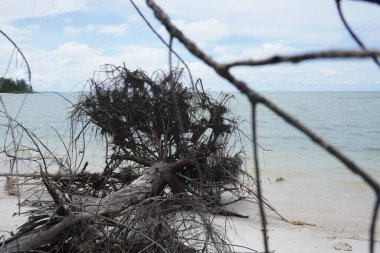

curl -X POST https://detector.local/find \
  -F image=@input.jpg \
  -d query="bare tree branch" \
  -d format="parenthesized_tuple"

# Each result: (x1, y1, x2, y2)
(336, 0, 380, 68)
(251, 102, 269, 251)
(225, 50, 380, 68)
(144, 1, 380, 252)
(351, 0, 380, 5)
(0, 29, 31, 82)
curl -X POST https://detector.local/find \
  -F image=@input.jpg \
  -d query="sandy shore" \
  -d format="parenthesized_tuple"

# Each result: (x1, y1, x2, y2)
(224, 176, 380, 252)
(0, 176, 379, 252)
(0, 178, 33, 238)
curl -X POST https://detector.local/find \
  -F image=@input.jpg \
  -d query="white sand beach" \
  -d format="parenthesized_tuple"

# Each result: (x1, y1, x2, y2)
(224, 175, 380, 252)
(0, 178, 32, 238)
(1, 175, 378, 252)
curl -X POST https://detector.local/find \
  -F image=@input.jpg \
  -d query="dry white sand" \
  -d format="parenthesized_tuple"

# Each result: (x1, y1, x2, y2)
(0, 178, 33, 238)
(0, 176, 379, 252)
(224, 176, 380, 252)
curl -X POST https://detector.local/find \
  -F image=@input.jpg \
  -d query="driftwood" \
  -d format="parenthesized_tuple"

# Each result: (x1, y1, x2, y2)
(1, 161, 252, 252)
(1, 162, 169, 252)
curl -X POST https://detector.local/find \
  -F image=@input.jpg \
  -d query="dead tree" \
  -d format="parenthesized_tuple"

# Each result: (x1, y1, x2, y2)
(2, 1, 379, 252)
(71, 65, 244, 201)
(0, 66, 270, 252)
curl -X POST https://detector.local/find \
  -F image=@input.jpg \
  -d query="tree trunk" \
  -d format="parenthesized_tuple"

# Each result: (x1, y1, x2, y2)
(1, 161, 175, 252)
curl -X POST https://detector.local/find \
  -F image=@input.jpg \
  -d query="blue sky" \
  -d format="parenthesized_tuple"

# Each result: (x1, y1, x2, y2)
(0, 0, 379, 91)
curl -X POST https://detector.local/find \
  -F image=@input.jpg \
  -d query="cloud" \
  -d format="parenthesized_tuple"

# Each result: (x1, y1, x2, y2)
(118, 45, 167, 70)
(5, 43, 169, 91)
(0, 0, 87, 22)
(318, 68, 340, 76)
(2, 40, 379, 92)
(63, 23, 128, 37)
(180, 51, 380, 92)
(228, 59, 380, 91)
(62, 25, 104, 35)
(154, 0, 379, 47)
(1, 0, 379, 92)
(172, 19, 231, 43)
(215, 43, 297, 62)
(19, 40, 380, 92)
(28, 42, 115, 91)
(97, 23, 128, 36)
(62, 26, 84, 35)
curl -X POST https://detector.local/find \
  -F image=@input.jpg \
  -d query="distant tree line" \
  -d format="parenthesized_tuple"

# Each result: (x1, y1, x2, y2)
(0, 78, 33, 93)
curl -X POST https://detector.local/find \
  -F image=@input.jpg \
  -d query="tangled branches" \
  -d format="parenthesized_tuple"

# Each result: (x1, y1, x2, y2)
(1, 65, 275, 252)
(73, 65, 244, 202)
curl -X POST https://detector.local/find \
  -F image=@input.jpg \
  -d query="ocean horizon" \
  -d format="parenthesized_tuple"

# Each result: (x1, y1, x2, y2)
(0, 91, 379, 186)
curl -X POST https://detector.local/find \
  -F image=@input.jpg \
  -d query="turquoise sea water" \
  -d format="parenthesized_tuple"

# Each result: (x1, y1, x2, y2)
(0, 91, 379, 185)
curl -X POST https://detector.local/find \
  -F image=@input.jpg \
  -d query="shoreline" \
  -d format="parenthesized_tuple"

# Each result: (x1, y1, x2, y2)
(0, 175, 379, 252)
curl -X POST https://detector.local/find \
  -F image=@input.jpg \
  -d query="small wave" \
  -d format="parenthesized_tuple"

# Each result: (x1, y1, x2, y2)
(363, 147, 380, 152)
(336, 96, 380, 100)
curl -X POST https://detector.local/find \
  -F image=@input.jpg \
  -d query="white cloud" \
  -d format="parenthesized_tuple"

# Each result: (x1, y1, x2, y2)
(215, 43, 297, 62)
(178, 53, 380, 92)
(25, 24, 41, 31)
(0, 23, 42, 42)
(229, 59, 380, 91)
(63, 23, 128, 37)
(63, 26, 84, 35)
(2, 40, 380, 92)
(0, 0, 87, 22)
(318, 68, 340, 76)
(1, 0, 380, 92)
(186, 61, 230, 90)
(6, 43, 169, 91)
(172, 19, 231, 43)
(118, 45, 168, 72)
(97, 23, 128, 36)
(243, 42, 296, 58)
(154, 0, 379, 47)
(28, 42, 115, 91)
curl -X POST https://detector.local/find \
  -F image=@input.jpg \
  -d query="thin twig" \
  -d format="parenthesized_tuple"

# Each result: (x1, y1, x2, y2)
(0, 29, 31, 82)
(351, 0, 380, 4)
(370, 197, 380, 253)
(251, 102, 269, 251)
(0, 29, 33, 214)
(336, 0, 380, 68)
(129, 0, 195, 87)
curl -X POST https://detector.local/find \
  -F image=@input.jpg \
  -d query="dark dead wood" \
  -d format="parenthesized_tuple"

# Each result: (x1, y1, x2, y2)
(0, 162, 175, 252)
(211, 209, 249, 218)
(1, 65, 279, 252)
(1, 215, 94, 253)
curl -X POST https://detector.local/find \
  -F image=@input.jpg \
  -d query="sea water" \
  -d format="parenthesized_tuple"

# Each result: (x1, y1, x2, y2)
(0, 92, 379, 186)
(0, 92, 106, 174)
(231, 91, 380, 186)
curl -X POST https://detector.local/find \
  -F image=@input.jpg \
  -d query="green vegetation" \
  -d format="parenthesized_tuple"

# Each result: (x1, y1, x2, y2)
(0, 77, 33, 93)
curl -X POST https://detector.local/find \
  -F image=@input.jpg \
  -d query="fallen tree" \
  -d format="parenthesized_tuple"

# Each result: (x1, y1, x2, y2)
(1, 65, 282, 252)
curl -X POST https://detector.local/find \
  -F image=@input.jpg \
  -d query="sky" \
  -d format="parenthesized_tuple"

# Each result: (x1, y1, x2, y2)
(0, 0, 379, 92)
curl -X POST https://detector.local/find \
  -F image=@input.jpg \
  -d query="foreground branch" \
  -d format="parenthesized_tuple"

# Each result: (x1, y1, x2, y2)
(225, 50, 380, 68)
(143, 1, 380, 252)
